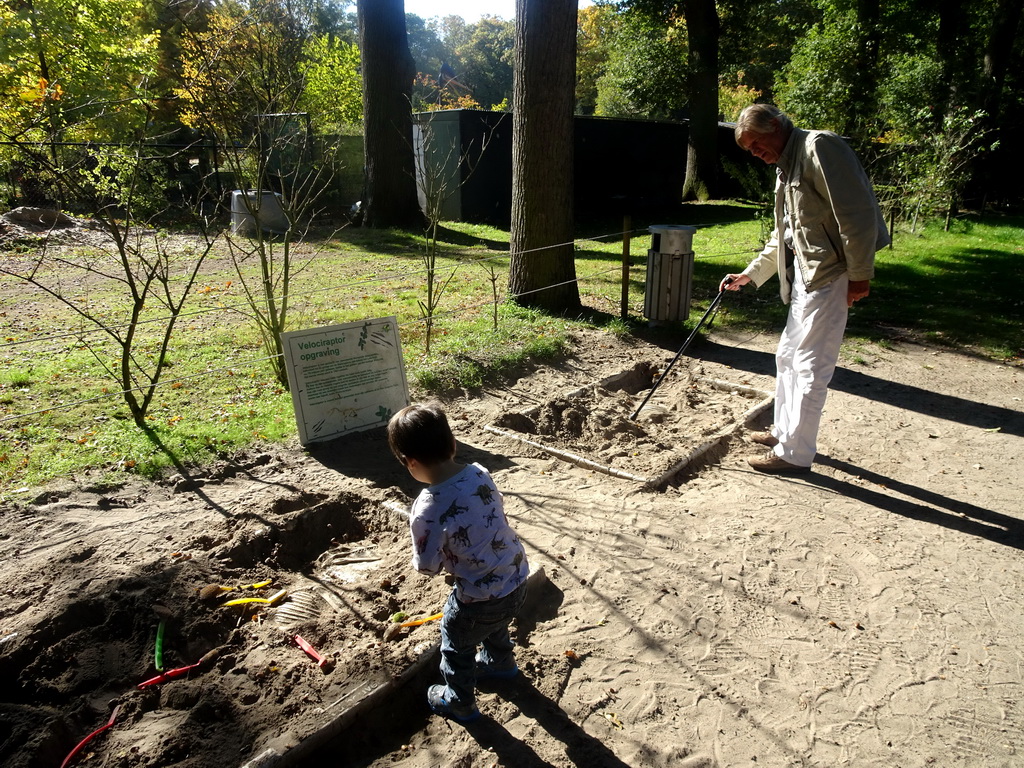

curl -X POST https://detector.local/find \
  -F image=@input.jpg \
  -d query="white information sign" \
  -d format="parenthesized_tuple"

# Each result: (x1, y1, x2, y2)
(281, 317, 409, 446)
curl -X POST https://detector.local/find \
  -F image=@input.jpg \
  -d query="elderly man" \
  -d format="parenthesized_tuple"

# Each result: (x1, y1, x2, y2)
(721, 104, 890, 474)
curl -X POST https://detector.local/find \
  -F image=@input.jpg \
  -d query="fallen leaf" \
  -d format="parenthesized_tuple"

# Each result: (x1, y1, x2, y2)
(600, 711, 624, 730)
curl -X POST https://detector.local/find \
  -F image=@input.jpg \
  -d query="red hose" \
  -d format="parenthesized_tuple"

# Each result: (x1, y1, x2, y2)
(60, 705, 119, 768)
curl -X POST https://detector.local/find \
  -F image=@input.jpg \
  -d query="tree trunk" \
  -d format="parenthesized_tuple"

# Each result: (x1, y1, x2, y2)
(847, 0, 881, 136)
(681, 0, 719, 201)
(508, 0, 580, 313)
(357, 0, 424, 229)
(935, 0, 967, 121)
(975, 0, 1024, 206)
(981, 0, 1024, 122)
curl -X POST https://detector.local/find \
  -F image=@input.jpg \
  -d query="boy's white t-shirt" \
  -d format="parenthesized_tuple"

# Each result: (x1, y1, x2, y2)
(409, 462, 528, 602)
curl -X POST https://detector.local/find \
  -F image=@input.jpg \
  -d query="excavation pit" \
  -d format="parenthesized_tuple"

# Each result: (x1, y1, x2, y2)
(1, 487, 453, 768)
(487, 361, 772, 486)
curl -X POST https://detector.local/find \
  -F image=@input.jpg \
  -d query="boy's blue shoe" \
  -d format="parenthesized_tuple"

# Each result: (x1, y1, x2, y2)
(475, 655, 519, 680)
(427, 685, 481, 723)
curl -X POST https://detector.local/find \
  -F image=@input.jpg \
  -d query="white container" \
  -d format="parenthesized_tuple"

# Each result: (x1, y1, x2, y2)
(648, 224, 696, 255)
(230, 189, 289, 235)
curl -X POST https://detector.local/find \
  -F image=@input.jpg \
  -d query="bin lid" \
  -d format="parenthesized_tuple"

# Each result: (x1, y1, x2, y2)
(649, 224, 696, 254)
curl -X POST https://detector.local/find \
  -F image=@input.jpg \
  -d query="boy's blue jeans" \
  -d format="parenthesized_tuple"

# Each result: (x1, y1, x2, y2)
(439, 581, 528, 707)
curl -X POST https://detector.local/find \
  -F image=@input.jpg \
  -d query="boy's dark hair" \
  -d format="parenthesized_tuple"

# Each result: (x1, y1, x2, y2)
(387, 403, 456, 466)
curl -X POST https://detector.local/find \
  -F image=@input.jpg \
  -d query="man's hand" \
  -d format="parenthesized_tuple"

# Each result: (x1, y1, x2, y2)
(721, 273, 751, 292)
(848, 279, 870, 306)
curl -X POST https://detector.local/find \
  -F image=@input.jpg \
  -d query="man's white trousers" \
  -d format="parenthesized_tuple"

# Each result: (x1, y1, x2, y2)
(771, 270, 849, 467)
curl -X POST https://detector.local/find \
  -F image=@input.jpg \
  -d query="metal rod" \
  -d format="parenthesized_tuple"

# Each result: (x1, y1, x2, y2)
(629, 283, 730, 421)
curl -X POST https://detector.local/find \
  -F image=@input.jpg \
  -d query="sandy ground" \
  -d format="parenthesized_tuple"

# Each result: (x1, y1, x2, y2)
(2, 325, 1023, 768)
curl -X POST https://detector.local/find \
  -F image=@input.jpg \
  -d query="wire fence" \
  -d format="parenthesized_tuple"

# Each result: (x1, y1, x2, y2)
(0, 222, 760, 430)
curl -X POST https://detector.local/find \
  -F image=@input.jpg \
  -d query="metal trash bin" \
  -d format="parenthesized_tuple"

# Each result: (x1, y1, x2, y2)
(643, 224, 696, 322)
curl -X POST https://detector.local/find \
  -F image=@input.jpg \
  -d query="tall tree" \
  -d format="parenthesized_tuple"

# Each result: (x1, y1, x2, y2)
(681, 0, 719, 200)
(935, 0, 970, 117)
(576, 3, 617, 115)
(606, 0, 720, 197)
(0, 0, 158, 146)
(176, 0, 347, 387)
(593, 5, 689, 118)
(718, 0, 817, 104)
(774, 7, 866, 134)
(508, 0, 580, 313)
(976, 0, 1024, 203)
(357, 0, 424, 229)
(406, 12, 449, 76)
(453, 16, 515, 109)
(300, 35, 363, 132)
(846, 0, 881, 136)
(176, 1, 306, 140)
(981, 0, 1024, 123)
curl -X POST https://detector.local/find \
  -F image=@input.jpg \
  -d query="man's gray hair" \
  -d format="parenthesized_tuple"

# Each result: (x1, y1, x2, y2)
(735, 104, 793, 143)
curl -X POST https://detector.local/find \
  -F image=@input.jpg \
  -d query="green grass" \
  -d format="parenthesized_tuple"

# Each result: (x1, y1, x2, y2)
(1, 204, 1021, 494)
(850, 216, 1024, 358)
(693, 211, 1024, 362)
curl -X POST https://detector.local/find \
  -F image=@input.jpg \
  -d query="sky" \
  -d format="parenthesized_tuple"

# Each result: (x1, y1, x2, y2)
(402, 0, 594, 23)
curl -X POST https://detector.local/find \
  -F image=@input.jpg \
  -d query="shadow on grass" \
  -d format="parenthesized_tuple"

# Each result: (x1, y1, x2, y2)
(851, 246, 1024, 356)
(616, 214, 1024, 359)
(572, 202, 762, 265)
(432, 224, 510, 252)
(329, 225, 425, 258)
(331, 203, 758, 267)
(575, 200, 759, 235)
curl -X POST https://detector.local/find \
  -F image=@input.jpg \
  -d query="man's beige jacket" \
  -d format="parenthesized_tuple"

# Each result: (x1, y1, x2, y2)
(742, 128, 891, 304)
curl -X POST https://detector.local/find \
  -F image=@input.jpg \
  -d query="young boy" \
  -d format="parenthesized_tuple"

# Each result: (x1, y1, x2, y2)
(387, 403, 529, 724)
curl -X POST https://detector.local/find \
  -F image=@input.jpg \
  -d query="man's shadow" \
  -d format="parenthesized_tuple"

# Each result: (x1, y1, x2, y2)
(810, 454, 1024, 550)
(696, 339, 1024, 437)
(465, 677, 633, 768)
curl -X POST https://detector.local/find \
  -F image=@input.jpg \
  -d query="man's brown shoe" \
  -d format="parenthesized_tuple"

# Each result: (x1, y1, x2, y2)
(749, 431, 779, 448)
(747, 452, 810, 474)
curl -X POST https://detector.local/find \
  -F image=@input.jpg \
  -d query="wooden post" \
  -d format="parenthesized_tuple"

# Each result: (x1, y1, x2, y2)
(620, 215, 632, 319)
